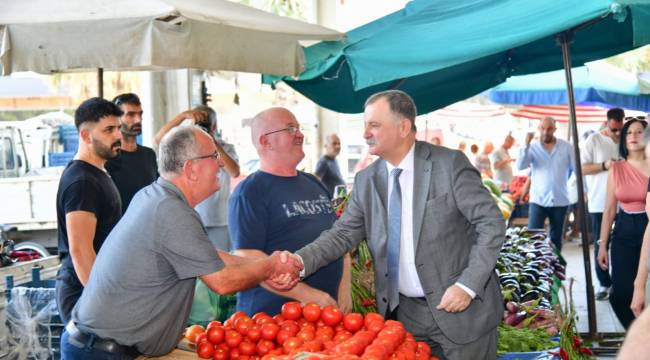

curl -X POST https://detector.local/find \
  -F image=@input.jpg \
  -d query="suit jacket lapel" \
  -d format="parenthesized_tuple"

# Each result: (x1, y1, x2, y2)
(413, 142, 432, 251)
(372, 161, 388, 212)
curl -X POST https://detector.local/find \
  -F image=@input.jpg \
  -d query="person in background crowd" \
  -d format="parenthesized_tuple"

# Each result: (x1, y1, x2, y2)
(315, 133, 346, 198)
(155, 105, 239, 251)
(581, 107, 624, 301)
(517, 117, 575, 251)
(492, 134, 515, 190)
(61, 126, 302, 360)
(475, 142, 494, 178)
(105, 93, 157, 213)
(55, 98, 123, 325)
(597, 119, 649, 329)
(292, 90, 505, 360)
(457, 141, 467, 153)
(631, 126, 650, 318)
(430, 136, 442, 146)
(469, 143, 479, 165)
(229, 107, 351, 316)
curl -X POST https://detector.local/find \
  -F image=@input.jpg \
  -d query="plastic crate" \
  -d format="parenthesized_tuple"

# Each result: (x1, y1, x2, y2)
(58, 125, 78, 140)
(62, 138, 78, 152)
(48, 152, 75, 167)
(5, 267, 62, 360)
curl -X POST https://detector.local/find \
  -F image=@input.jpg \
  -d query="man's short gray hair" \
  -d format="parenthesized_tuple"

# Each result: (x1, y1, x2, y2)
(365, 90, 417, 132)
(158, 126, 199, 176)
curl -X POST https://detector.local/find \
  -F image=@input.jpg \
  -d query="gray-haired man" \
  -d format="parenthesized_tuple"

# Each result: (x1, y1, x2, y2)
(60, 126, 301, 359)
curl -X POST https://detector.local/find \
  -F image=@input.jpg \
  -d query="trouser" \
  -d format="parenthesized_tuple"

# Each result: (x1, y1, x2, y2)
(61, 322, 139, 360)
(396, 295, 497, 360)
(590, 212, 612, 288)
(528, 203, 568, 251)
(55, 267, 83, 326)
(609, 211, 647, 329)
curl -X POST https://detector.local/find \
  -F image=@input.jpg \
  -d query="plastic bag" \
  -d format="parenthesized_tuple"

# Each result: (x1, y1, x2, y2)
(187, 279, 236, 327)
(3, 287, 61, 360)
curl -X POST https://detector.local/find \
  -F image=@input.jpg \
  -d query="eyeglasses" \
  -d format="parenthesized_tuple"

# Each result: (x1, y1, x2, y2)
(263, 126, 300, 136)
(188, 151, 221, 161)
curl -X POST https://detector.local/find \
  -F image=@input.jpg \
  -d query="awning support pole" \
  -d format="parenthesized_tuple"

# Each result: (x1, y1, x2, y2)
(558, 31, 598, 340)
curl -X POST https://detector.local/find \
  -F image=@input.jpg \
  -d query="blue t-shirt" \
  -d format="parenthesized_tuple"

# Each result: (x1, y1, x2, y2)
(229, 171, 343, 316)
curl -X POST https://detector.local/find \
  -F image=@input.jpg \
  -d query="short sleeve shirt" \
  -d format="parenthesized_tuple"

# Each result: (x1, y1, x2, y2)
(195, 140, 238, 227)
(580, 132, 619, 213)
(491, 147, 513, 184)
(105, 145, 158, 213)
(229, 171, 343, 316)
(72, 178, 224, 356)
(314, 155, 345, 197)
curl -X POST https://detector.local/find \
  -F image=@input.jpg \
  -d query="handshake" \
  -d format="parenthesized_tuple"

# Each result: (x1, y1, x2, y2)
(263, 251, 304, 291)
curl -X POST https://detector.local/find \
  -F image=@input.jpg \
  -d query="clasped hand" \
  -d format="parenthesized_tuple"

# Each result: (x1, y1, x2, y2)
(264, 251, 303, 291)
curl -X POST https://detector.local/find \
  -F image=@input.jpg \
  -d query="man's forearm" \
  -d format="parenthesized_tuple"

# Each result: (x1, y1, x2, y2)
(70, 249, 96, 286)
(581, 163, 605, 175)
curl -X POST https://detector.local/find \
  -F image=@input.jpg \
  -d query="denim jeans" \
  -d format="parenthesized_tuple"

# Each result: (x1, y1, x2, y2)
(528, 203, 568, 251)
(61, 330, 136, 360)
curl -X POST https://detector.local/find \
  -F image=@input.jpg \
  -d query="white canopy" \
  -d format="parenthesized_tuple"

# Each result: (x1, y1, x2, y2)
(0, 0, 343, 76)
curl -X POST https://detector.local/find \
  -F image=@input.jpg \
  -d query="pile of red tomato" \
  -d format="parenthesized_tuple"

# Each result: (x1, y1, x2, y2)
(185, 302, 437, 360)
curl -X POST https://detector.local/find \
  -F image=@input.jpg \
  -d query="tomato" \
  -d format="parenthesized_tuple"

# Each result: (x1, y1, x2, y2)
(185, 324, 205, 343)
(364, 313, 384, 328)
(229, 348, 241, 359)
(296, 329, 315, 342)
(301, 303, 321, 322)
(333, 330, 353, 343)
(239, 341, 256, 356)
(315, 326, 335, 341)
(279, 320, 300, 336)
(273, 314, 285, 323)
(282, 337, 304, 353)
(235, 317, 253, 336)
(207, 326, 225, 345)
(225, 330, 243, 348)
(206, 320, 222, 329)
(384, 320, 403, 328)
(321, 306, 344, 327)
(256, 339, 275, 356)
(343, 313, 364, 333)
(300, 322, 316, 333)
(415, 342, 431, 357)
(196, 341, 215, 359)
(281, 302, 303, 321)
(261, 323, 280, 341)
(247, 325, 262, 342)
(366, 321, 384, 334)
(303, 339, 323, 352)
(275, 330, 292, 345)
(195, 332, 208, 344)
(212, 347, 229, 360)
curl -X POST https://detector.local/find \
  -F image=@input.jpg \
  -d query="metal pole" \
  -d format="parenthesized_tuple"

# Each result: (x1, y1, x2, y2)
(558, 31, 597, 339)
(97, 68, 104, 98)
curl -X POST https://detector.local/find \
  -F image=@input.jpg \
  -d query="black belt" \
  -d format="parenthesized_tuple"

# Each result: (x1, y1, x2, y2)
(66, 321, 140, 357)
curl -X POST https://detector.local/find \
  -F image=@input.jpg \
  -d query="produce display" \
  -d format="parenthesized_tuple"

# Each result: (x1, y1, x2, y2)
(185, 302, 439, 359)
(482, 177, 514, 220)
(497, 324, 558, 354)
(497, 227, 565, 309)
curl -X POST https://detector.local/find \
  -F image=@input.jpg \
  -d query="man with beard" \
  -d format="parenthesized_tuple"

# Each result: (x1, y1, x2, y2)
(517, 116, 575, 251)
(55, 97, 124, 324)
(315, 133, 345, 198)
(229, 107, 351, 315)
(105, 93, 158, 213)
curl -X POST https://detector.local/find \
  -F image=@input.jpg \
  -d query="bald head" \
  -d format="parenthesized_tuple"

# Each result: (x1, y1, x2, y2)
(325, 134, 341, 157)
(539, 116, 557, 144)
(251, 107, 296, 148)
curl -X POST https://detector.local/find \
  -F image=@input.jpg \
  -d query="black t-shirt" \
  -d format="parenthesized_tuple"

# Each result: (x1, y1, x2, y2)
(314, 155, 345, 197)
(56, 160, 122, 275)
(105, 145, 158, 213)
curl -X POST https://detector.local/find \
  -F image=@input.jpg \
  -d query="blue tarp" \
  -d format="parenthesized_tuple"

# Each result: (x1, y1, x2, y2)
(488, 64, 650, 111)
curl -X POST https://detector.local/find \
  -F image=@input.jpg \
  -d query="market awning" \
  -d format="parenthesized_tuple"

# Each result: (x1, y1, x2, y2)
(265, 0, 650, 114)
(488, 62, 650, 111)
(511, 105, 608, 123)
(0, 0, 343, 77)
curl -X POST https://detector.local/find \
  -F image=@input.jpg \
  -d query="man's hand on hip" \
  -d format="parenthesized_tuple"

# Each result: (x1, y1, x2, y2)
(436, 284, 472, 313)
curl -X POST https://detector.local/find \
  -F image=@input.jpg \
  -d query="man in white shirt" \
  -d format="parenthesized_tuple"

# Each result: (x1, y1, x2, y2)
(581, 107, 624, 300)
(492, 134, 515, 189)
(293, 90, 505, 360)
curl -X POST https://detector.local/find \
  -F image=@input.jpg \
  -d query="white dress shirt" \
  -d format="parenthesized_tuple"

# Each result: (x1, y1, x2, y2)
(386, 143, 476, 299)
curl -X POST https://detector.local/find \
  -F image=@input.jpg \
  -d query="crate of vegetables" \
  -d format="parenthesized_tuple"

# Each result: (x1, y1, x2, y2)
(184, 302, 439, 359)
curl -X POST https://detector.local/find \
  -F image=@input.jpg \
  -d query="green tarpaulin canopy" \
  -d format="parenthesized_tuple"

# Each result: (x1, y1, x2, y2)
(267, 0, 650, 114)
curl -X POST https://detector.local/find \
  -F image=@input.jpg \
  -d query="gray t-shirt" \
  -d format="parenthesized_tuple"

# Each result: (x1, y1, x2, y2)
(491, 147, 513, 185)
(72, 178, 224, 356)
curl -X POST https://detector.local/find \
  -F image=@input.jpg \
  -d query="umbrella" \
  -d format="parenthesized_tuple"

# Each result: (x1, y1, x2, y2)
(511, 104, 610, 123)
(0, 0, 343, 86)
(489, 63, 650, 112)
(268, 0, 650, 338)
(266, 0, 650, 115)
